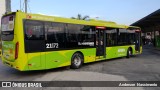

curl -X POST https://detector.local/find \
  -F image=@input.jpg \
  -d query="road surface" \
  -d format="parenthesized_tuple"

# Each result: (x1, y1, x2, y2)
(0, 46, 160, 90)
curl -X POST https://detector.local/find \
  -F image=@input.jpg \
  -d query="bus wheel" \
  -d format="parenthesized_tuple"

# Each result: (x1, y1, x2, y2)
(71, 53, 83, 69)
(126, 48, 132, 58)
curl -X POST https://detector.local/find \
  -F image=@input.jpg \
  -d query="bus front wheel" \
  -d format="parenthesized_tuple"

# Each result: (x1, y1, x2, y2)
(126, 48, 132, 58)
(71, 53, 84, 69)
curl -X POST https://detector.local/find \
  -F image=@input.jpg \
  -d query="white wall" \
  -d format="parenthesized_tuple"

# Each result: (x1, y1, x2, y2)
(0, 0, 6, 26)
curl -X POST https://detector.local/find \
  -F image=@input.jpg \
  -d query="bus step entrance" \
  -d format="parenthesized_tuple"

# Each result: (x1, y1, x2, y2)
(96, 56, 106, 61)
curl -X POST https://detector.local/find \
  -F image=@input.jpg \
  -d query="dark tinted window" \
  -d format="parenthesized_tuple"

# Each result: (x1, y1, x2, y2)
(45, 22, 65, 49)
(66, 24, 95, 48)
(46, 22, 65, 42)
(106, 29, 117, 46)
(66, 24, 82, 42)
(65, 24, 82, 48)
(24, 20, 44, 40)
(118, 29, 127, 45)
(118, 29, 135, 45)
(24, 20, 45, 53)
(81, 26, 95, 42)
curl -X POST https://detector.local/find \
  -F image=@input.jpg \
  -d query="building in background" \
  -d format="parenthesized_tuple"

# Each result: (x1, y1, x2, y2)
(0, 0, 6, 26)
(131, 9, 160, 48)
(0, 0, 11, 27)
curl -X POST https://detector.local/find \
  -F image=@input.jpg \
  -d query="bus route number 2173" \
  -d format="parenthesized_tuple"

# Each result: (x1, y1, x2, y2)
(46, 43, 59, 49)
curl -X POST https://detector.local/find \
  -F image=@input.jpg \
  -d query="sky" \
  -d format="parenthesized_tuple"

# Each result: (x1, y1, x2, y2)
(11, 0, 160, 25)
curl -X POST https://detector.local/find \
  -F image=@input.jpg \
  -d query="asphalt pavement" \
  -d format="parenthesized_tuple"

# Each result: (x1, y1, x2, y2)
(0, 45, 160, 90)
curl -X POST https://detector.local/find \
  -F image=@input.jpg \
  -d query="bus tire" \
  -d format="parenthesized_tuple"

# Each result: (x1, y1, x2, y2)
(126, 48, 132, 58)
(71, 53, 84, 69)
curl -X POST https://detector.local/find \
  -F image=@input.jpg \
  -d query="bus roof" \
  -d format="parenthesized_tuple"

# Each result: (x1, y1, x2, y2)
(6, 11, 140, 29)
(127, 26, 141, 30)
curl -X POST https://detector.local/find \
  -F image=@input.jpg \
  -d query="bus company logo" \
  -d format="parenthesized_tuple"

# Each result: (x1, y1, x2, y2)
(118, 49, 125, 53)
(2, 82, 11, 87)
(78, 42, 94, 46)
(26, 15, 32, 19)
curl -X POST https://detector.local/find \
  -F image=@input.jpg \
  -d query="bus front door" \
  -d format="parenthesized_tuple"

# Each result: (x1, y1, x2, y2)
(96, 30, 106, 58)
(135, 31, 141, 52)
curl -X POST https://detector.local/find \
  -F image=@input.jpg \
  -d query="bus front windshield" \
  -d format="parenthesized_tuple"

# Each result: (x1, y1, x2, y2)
(1, 15, 15, 41)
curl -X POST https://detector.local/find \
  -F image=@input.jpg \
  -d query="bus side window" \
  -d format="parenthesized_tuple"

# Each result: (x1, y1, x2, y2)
(81, 26, 95, 42)
(45, 22, 65, 49)
(106, 29, 117, 46)
(24, 20, 44, 40)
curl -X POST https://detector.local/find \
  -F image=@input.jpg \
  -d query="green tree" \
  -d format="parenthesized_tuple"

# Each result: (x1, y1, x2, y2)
(71, 14, 89, 20)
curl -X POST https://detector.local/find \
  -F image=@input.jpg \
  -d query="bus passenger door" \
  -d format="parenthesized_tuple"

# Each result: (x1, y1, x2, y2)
(96, 29, 106, 58)
(26, 41, 45, 70)
(24, 20, 46, 70)
(135, 30, 141, 52)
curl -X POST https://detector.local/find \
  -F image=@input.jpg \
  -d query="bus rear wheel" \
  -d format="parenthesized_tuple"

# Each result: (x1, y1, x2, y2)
(71, 53, 83, 69)
(126, 48, 132, 58)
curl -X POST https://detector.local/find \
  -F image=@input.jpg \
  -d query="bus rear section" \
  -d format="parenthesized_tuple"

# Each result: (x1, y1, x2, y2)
(1, 13, 21, 70)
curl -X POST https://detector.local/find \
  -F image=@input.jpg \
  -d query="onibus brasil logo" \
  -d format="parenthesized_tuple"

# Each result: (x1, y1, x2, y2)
(1, 82, 42, 87)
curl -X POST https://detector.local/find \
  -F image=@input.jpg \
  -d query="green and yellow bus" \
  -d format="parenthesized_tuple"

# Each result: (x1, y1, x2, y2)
(1, 11, 142, 71)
